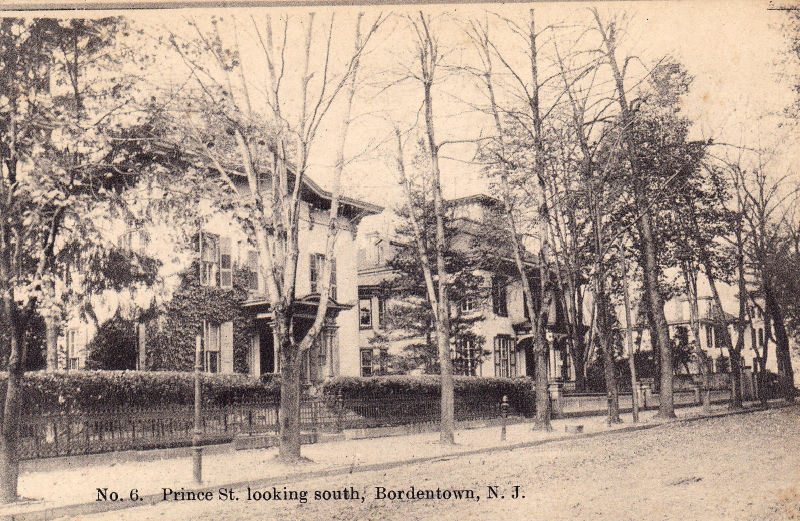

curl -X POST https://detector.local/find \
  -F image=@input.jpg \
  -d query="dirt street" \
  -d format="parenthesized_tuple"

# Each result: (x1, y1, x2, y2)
(75, 406, 800, 521)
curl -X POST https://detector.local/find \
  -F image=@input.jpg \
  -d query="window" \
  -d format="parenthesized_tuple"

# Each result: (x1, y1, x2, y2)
(360, 299, 372, 329)
(523, 291, 530, 320)
(493, 335, 515, 377)
(360, 348, 387, 377)
(460, 296, 477, 313)
(203, 321, 220, 373)
(246, 250, 260, 291)
(454, 337, 479, 376)
(219, 237, 232, 287)
(360, 349, 373, 377)
(198, 233, 233, 288)
(705, 324, 714, 350)
(310, 254, 337, 300)
(379, 349, 388, 374)
(492, 277, 508, 317)
(118, 229, 149, 257)
(66, 330, 79, 370)
(330, 258, 337, 300)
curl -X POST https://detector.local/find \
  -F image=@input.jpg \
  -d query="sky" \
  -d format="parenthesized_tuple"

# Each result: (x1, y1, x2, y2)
(13, 1, 800, 215)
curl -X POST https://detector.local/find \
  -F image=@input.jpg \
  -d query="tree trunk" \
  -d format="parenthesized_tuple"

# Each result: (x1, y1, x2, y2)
(681, 265, 711, 412)
(572, 336, 587, 392)
(594, 9, 675, 418)
(597, 289, 621, 424)
(276, 310, 302, 462)
(0, 324, 25, 502)
(45, 313, 58, 372)
(418, 25, 455, 444)
(703, 265, 743, 410)
(621, 252, 640, 422)
(534, 334, 551, 430)
(639, 210, 675, 418)
(764, 281, 795, 402)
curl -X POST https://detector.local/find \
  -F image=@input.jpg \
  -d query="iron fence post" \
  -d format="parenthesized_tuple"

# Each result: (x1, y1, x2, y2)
(336, 391, 344, 433)
(193, 334, 203, 484)
(500, 395, 509, 441)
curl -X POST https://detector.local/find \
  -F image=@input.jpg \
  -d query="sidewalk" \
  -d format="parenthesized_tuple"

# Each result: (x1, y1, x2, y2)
(0, 400, 788, 521)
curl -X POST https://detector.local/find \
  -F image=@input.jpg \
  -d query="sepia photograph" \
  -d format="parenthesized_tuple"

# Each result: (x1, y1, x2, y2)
(0, 1, 799, 520)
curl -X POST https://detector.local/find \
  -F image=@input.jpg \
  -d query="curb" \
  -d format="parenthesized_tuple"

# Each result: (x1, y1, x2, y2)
(1, 402, 792, 521)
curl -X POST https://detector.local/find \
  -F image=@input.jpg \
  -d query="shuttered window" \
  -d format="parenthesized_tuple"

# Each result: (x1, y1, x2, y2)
(198, 233, 232, 288)
(310, 254, 336, 300)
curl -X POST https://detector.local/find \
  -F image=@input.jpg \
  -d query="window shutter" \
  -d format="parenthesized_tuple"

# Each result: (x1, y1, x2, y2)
(220, 321, 234, 373)
(310, 254, 317, 293)
(220, 237, 232, 288)
(247, 250, 259, 291)
(330, 258, 337, 300)
(205, 322, 220, 352)
(494, 337, 501, 377)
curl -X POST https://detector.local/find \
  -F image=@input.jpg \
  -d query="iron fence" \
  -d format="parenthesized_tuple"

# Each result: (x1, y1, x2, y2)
(19, 394, 521, 460)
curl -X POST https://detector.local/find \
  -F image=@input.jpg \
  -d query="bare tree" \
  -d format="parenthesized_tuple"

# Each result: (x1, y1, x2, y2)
(592, 9, 677, 418)
(394, 12, 457, 443)
(161, 13, 382, 461)
(737, 158, 797, 402)
(463, 9, 564, 430)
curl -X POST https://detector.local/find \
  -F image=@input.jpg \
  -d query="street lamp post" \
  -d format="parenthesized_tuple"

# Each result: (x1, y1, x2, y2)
(193, 334, 203, 484)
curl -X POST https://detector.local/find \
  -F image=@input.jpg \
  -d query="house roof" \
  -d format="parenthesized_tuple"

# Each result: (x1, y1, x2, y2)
(446, 193, 503, 208)
(358, 266, 399, 288)
(241, 293, 353, 314)
(171, 142, 383, 216)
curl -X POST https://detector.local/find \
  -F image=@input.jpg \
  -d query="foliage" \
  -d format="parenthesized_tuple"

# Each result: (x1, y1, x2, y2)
(0, 313, 47, 372)
(0, 370, 280, 413)
(145, 263, 255, 373)
(383, 183, 489, 374)
(323, 375, 534, 412)
(85, 311, 138, 370)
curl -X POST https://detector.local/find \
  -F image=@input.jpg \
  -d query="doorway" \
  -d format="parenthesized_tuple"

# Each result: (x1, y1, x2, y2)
(259, 323, 274, 375)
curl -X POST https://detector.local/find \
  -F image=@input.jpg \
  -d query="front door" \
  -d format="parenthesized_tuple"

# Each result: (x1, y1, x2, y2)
(525, 343, 536, 377)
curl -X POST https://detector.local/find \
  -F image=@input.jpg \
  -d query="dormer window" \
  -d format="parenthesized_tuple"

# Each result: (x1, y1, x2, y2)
(460, 295, 478, 313)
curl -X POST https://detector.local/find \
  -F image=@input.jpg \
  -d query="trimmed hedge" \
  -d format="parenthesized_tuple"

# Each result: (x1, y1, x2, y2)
(323, 375, 534, 414)
(0, 371, 534, 415)
(0, 371, 281, 413)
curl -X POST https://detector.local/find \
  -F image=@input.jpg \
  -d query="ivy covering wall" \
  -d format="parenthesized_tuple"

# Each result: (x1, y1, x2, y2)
(145, 262, 256, 374)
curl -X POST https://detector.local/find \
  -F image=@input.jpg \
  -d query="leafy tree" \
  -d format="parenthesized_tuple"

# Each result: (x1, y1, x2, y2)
(382, 191, 486, 375)
(0, 18, 160, 501)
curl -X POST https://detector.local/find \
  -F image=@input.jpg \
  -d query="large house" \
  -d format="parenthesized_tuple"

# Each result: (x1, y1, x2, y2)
(358, 195, 576, 382)
(58, 172, 381, 383)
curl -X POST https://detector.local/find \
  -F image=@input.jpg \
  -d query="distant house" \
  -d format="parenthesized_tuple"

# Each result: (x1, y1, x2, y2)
(357, 194, 577, 381)
(627, 285, 774, 375)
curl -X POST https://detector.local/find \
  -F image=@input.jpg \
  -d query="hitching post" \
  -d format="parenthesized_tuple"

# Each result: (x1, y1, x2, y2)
(500, 395, 509, 441)
(193, 334, 203, 484)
